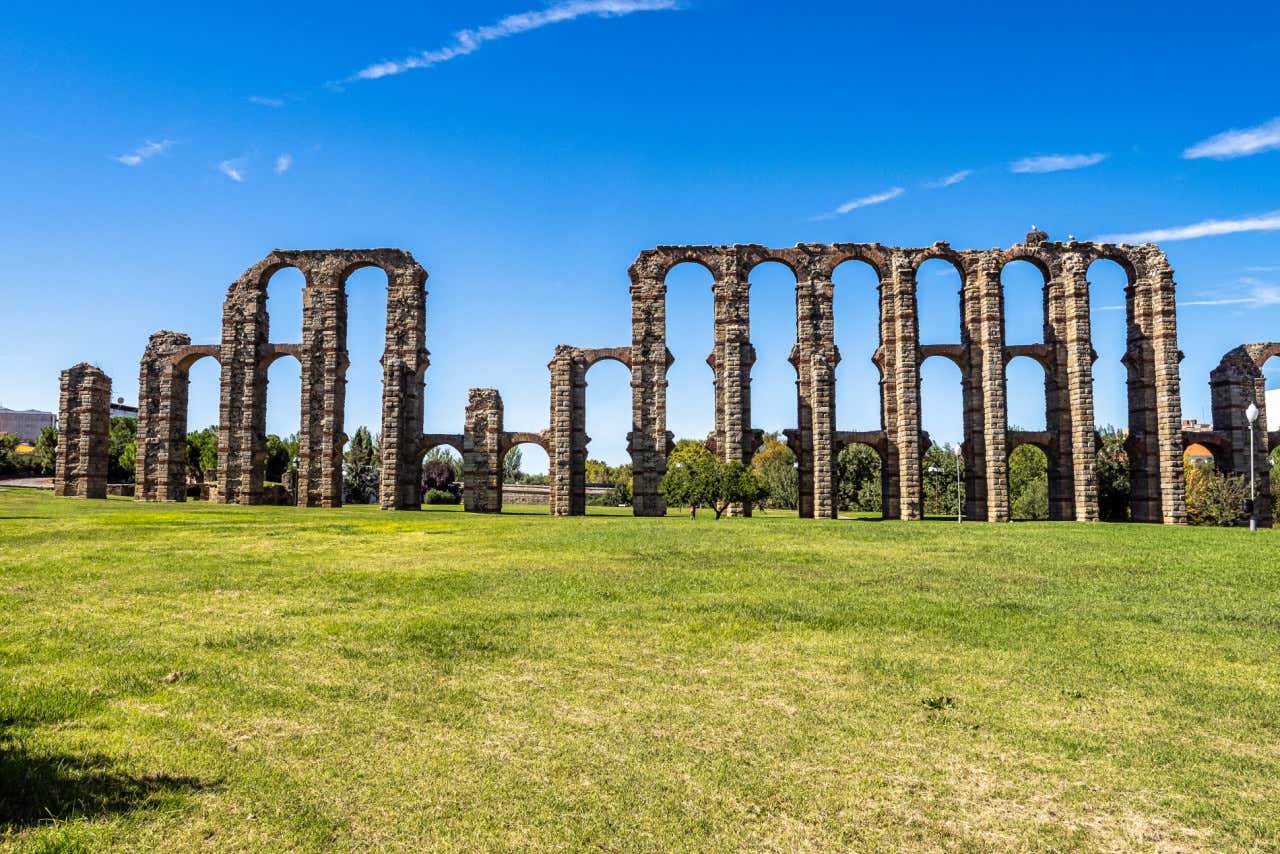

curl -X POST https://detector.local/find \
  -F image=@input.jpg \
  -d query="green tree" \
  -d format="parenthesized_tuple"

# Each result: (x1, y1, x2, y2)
(34, 425, 57, 475)
(585, 459, 610, 485)
(424, 446, 462, 481)
(922, 443, 964, 518)
(661, 450, 768, 520)
(264, 434, 293, 483)
(344, 426, 378, 504)
(0, 433, 19, 476)
(108, 416, 136, 482)
(701, 459, 769, 519)
(835, 443, 881, 513)
(751, 432, 797, 510)
(186, 426, 218, 484)
(503, 447, 523, 483)
(668, 439, 714, 470)
(1096, 427, 1131, 521)
(1008, 444, 1049, 520)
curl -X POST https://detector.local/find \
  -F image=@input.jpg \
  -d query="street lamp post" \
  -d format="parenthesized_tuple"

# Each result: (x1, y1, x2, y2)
(1246, 402, 1259, 533)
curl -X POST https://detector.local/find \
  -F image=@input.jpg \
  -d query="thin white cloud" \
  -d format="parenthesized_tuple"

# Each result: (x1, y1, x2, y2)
(218, 159, 246, 182)
(1184, 117, 1280, 160)
(1097, 211, 1280, 243)
(1095, 305, 1125, 312)
(810, 186, 905, 221)
(349, 0, 679, 82)
(248, 95, 285, 108)
(114, 139, 173, 166)
(1009, 153, 1107, 174)
(1179, 277, 1280, 308)
(275, 153, 293, 174)
(926, 169, 973, 189)
(1244, 265, 1280, 272)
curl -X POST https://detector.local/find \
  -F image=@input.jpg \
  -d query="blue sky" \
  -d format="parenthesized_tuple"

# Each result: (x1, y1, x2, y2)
(2, 1, 1279, 471)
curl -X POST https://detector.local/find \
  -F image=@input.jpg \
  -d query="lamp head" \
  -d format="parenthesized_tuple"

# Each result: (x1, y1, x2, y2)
(1246, 402, 1259, 424)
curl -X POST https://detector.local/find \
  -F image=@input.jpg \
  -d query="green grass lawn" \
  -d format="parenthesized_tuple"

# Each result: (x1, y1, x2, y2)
(1, 488, 1278, 851)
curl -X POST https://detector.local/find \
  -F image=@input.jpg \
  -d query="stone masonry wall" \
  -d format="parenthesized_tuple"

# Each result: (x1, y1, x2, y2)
(55, 363, 111, 499)
(628, 231, 1186, 523)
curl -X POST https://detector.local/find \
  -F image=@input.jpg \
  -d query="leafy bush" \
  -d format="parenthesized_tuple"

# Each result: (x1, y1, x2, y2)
(1011, 475, 1048, 521)
(836, 444, 882, 513)
(1009, 444, 1049, 521)
(422, 460, 456, 492)
(752, 433, 797, 510)
(1186, 463, 1247, 526)
(1096, 427, 1131, 521)
(108, 416, 136, 483)
(424, 488, 460, 505)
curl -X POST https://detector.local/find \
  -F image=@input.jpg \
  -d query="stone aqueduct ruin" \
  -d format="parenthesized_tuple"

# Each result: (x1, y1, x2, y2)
(52, 230, 1277, 524)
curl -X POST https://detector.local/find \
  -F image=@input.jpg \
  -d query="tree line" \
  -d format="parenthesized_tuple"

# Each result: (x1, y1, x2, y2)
(5, 420, 1276, 526)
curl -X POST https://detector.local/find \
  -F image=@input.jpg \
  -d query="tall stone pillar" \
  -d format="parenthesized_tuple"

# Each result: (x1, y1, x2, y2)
(1209, 345, 1272, 526)
(218, 275, 269, 505)
(713, 258, 755, 515)
(796, 253, 837, 518)
(55, 364, 111, 499)
(548, 346, 588, 516)
(886, 251, 922, 520)
(1059, 252, 1100, 521)
(970, 252, 1007, 521)
(1138, 247, 1187, 524)
(297, 272, 346, 507)
(628, 255, 671, 516)
(379, 264, 430, 510)
(137, 332, 191, 502)
(463, 388, 504, 513)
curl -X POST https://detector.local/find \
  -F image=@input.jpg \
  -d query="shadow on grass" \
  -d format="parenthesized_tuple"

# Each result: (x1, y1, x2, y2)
(0, 734, 205, 828)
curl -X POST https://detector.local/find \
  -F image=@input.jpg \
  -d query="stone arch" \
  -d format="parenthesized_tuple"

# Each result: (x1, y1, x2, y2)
(744, 258, 802, 482)
(1005, 439, 1050, 521)
(137, 333, 215, 502)
(1209, 343, 1278, 526)
(214, 250, 428, 509)
(832, 432, 888, 517)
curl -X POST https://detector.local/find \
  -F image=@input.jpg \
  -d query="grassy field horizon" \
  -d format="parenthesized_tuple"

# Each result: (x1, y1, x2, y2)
(2, 488, 1277, 851)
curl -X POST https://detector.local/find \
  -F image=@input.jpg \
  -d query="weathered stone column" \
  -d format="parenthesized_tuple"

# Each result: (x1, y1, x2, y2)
(1209, 345, 1273, 527)
(548, 346, 588, 516)
(218, 265, 270, 505)
(55, 363, 111, 499)
(796, 251, 837, 518)
(714, 255, 755, 515)
(136, 332, 191, 502)
(886, 251, 922, 520)
(297, 271, 346, 507)
(1039, 243, 1098, 521)
(1138, 247, 1187, 524)
(970, 252, 1008, 521)
(628, 254, 671, 516)
(1059, 251, 1100, 521)
(463, 388, 504, 513)
(379, 263, 430, 510)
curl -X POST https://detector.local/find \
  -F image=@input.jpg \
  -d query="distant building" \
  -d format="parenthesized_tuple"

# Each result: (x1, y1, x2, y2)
(0, 407, 56, 444)
(110, 397, 138, 419)
(1269, 388, 1279, 433)
(1182, 419, 1215, 465)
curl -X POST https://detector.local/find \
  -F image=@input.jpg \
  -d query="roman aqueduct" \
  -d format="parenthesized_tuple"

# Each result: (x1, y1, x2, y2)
(52, 230, 1276, 524)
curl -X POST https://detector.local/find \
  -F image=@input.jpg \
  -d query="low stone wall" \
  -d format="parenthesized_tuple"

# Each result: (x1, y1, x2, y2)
(501, 483, 611, 505)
